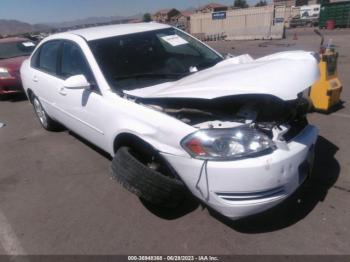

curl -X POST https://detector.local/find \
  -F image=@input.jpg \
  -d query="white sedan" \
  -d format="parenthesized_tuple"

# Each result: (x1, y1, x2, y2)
(20, 22, 319, 219)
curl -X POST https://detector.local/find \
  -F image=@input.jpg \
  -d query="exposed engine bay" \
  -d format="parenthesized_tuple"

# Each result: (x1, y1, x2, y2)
(122, 51, 319, 148)
(137, 93, 311, 143)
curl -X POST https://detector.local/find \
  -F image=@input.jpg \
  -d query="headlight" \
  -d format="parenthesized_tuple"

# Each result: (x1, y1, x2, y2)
(0, 67, 12, 79)
(181, 126, 275, 161)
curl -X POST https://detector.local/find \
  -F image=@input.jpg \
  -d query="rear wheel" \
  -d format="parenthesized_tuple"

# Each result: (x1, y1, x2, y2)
(111, 146, 189, 207)
(32, 95, 61, 131)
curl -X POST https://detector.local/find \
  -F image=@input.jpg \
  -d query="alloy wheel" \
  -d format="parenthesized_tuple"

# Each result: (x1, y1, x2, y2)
(33, 98, 48, 128)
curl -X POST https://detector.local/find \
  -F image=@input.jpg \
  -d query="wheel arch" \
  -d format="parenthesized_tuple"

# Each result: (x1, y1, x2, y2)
(113, 132, 158, 156)
(26, 88, 34, 103)
(112, 132, 183, 182)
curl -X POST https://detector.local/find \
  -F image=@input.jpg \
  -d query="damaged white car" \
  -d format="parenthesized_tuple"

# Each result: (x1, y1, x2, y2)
(20, 23, 320, 219)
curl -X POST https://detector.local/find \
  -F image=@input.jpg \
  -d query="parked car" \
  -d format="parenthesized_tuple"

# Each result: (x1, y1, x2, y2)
(0, 37, 36, 95)
(20, 23, 320, 220)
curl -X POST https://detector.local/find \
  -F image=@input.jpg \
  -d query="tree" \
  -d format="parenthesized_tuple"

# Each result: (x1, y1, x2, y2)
(143, 13, 152, 22)
(234, 0, 249, 8)
(255, 0, 267, 6)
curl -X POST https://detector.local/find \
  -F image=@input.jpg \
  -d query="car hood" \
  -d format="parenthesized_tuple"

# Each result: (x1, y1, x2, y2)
(124, 51, 320, 101)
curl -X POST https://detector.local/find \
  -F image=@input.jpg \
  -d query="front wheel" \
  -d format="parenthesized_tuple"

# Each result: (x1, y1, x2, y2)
(111, 147, 189, 208)
(32, 95, 62, 131)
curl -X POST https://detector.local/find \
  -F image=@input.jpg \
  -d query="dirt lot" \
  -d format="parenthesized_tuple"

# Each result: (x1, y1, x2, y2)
(0, 28, 349, 255)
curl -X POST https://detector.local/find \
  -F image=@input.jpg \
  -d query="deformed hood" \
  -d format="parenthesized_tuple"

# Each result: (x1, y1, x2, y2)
(123, 51, 320, 101)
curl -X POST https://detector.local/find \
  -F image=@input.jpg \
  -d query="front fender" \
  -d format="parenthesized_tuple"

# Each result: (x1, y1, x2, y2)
(103, 96, 195, 157)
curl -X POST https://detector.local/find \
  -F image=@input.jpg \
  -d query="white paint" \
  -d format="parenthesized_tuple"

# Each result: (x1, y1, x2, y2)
(0, 210, 26, 255)
(52, 22, 171, 41)
(125, 51, 320, 101)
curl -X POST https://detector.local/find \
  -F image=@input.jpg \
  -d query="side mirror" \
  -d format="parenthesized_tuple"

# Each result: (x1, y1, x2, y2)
(64, 75, 90, 89)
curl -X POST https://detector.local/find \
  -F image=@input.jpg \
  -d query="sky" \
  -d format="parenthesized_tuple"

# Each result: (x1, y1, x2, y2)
(0, 0, 265, 24)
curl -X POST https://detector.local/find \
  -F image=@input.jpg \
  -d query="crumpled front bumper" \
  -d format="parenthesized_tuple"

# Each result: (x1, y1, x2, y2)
(161, 125, 318, 220)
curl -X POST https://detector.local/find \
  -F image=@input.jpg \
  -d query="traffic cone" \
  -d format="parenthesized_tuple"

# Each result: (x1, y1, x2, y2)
(293, 32, 298, 40)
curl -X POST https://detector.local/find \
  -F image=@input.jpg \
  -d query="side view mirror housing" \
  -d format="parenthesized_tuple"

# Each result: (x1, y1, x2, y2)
(64, 75, 91, 89)
(225, 53, 235, 60)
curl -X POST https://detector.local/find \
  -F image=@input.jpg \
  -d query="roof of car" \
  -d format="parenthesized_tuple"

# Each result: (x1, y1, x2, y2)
(65, 22, 172, 41)
(0, 37, 29, 44)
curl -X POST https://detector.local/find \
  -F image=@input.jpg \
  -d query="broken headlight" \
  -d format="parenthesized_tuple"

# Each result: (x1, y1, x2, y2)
(181, 125, 275, 161)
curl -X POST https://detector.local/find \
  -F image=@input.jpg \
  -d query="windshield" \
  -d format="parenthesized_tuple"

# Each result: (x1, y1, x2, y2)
(0, 41, 36, 60)
(89, 28, 223, 91)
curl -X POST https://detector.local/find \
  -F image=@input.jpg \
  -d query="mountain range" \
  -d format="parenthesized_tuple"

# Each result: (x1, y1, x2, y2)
(44, 13, 143, 28)
(0, 6, 199, 36)
(0, 19, 51, 35)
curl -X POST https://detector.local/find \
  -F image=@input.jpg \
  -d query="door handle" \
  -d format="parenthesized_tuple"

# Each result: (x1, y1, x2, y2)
(59, 87, 67, 96)
(32, 76, 38, 82)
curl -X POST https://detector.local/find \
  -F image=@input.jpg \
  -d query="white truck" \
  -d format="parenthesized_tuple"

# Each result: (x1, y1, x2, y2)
(290, 4, 321, 28)
(300, 4, 321, 19)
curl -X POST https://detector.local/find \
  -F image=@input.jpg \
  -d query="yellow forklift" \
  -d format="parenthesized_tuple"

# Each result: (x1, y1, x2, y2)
(310, 30, 343, 112)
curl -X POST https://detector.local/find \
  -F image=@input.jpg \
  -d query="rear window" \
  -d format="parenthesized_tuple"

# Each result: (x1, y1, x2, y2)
(0, 41, 36, 60)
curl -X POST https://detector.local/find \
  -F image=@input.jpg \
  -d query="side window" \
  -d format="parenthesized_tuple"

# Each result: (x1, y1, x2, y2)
(38, 41, 61, 74)
(30, 48, 40, 68)
(60, 42, 93, 81)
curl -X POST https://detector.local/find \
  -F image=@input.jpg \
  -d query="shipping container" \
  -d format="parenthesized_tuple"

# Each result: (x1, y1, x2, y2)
(319, 1, 350, 28)
(190, 5, 286, 40)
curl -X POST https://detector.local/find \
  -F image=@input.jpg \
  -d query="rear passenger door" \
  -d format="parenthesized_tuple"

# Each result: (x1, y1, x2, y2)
(30, 40, 64, 121)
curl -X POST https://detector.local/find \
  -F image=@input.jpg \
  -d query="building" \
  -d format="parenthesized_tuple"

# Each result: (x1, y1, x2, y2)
(152, 8, 181, 23)
(196, 3, 228, 13)
(175, 11, 194, 31)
